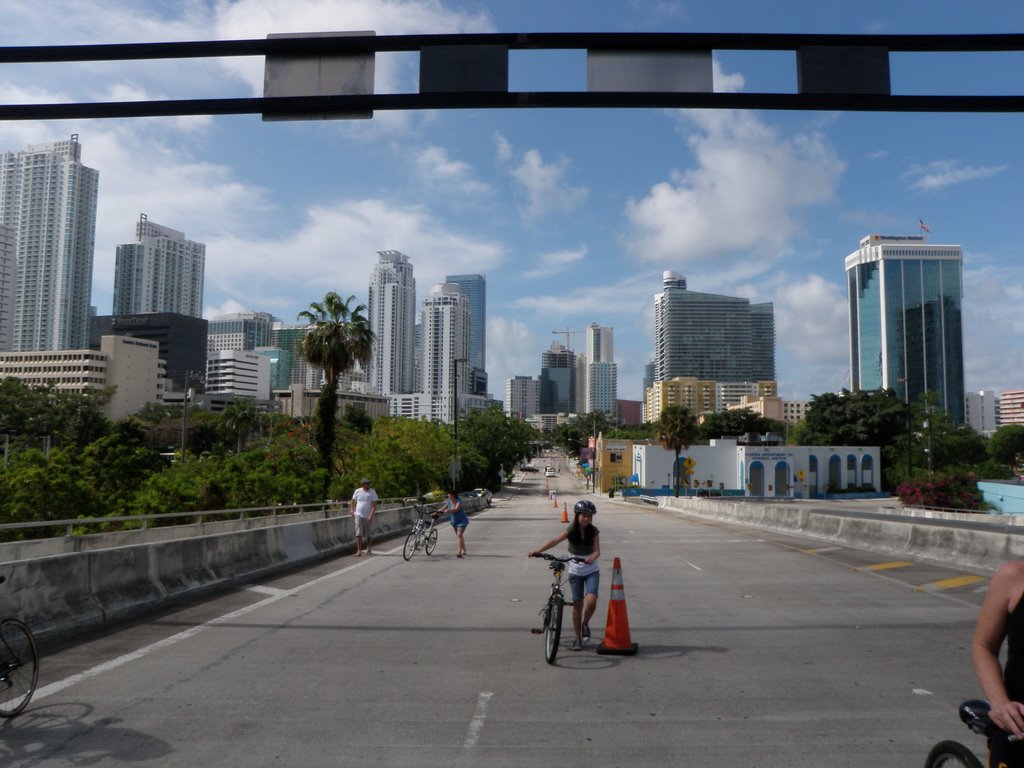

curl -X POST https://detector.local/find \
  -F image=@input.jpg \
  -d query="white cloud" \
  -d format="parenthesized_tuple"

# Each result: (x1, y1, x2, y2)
(519, 245, 587, 279)
(486, 315, 539, 396)
(625, 109, 844, 266)
(413, 145, 491, 197)
(202, 198, 505, 315)
(906, 160, 1008, 192)
(495, 136, 588, 223)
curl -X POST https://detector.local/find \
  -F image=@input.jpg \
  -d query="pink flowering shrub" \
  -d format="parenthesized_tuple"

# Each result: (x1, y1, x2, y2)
(895, 473, 984, 511)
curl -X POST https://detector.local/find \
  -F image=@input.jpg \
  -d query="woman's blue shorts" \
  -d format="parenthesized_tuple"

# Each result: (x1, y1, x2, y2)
(569, 570, 600, 602)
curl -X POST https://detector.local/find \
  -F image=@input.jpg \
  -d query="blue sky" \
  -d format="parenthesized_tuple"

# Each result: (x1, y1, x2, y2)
(1, 1, 1021, 405)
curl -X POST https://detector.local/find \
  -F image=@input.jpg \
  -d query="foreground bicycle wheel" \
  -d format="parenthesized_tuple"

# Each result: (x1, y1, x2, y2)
(544, 599, 563, 665)
(402, 533, 419, 561)
(0, 618, 39, 717)
(923, 740, 983, 768)
(425, 529, 438, 555)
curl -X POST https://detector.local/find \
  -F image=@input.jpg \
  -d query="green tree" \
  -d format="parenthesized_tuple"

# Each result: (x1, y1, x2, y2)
(458, 405, 540, 489)
(658, 405, 699, 497)
(221, 399, 263, 454)
(698, 408, 784, 443)
(989, 425, 1024, 471)
(297, 292, 375, 493)
(343, 417, 451, 500)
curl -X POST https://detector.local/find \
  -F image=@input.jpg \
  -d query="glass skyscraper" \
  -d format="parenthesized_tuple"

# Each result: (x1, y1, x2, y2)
(653, 271, 775, 383)
(846, 234, 965, 423)
(445, 273, 487, 395)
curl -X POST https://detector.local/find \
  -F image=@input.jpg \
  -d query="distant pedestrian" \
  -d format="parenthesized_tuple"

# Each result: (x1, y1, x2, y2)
(440, 490, 469, 557)
(350, 478, 378, 556)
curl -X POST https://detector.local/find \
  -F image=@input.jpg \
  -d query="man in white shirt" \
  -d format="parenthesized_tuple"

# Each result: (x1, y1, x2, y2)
(350, 478, 378, 556)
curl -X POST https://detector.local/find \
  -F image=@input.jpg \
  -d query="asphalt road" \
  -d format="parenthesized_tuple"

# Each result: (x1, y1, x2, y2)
(1, 458, 993, 767)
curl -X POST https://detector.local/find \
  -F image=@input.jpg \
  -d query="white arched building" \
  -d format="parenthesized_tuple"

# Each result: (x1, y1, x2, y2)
(629, 438, 881, 498)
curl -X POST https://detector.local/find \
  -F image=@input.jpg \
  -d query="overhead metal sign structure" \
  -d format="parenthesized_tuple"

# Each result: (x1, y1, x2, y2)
(0, 32, 1022, 121)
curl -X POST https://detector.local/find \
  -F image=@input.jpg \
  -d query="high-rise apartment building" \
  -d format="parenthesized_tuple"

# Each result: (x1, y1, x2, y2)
(506, 375, 541, 419)
(998, 390, 1024, 427)
(0, 224, 13, 352)
(418, 282, 471, 423)
(445, 274, 486, 393)
(583, 323, 617, 416)
(113, 214, 205, 317)
(965, 390, 999, 435)
(369, 250, 416, 396)
(0, 135, 99, 351)
(653, 271, 775, 384)
(846, 234, 965, 423)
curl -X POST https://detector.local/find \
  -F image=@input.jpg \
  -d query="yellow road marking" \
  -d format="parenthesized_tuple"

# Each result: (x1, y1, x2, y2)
(855, 561, 914, 572)
(916, 575, 987, 592)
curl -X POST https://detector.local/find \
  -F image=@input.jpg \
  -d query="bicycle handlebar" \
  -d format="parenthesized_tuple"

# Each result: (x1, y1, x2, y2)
(960, 699, 1022, 742)
(530, 553, 586, 563)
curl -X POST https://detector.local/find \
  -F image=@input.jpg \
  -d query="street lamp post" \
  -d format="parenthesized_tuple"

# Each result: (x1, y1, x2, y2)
(898, 376, 912, 481)
(451, 356, 468, 490)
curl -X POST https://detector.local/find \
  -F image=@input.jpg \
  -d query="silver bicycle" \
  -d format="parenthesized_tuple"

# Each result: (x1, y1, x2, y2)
(403, 505, 440, 561)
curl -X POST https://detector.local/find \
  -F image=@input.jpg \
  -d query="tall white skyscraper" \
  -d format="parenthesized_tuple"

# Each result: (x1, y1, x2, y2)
(0, 135, 99, 350)
(583, 323, 617, 416)
(0, 225, 13, 352)
(421, 282, 471, 424)
(368, 250, 416, 396)
(113, 213, 205, 317)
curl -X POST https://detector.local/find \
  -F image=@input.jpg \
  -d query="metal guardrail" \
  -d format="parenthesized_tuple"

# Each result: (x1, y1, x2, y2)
(0, 497, 417, 538)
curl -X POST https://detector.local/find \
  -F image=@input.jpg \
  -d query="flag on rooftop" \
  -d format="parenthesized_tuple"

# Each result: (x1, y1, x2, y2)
(919, 219, 931, 233)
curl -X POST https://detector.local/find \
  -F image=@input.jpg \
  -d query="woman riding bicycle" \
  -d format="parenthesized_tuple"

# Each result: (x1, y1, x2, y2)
(972, 560, 1024, 766)
(527, 499, 601, 651)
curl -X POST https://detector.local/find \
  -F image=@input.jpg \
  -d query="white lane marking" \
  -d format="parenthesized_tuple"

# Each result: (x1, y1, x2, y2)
(913, 688, 933, 696)
(682, 560, 702, 571)
(246, 585, 290, 596)
(463, 692, 494, 749)
(34, 557, 375, 702)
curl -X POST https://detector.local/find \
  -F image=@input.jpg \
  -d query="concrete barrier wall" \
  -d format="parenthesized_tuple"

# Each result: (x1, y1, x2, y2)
(661, 497, 1021, 574)
(1, 498, 486, 642)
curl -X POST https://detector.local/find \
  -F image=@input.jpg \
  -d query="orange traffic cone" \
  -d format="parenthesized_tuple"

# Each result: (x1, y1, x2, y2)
(561, 503, 569, 523)
(552, 494, 558, 509)
(597, 557, 638, 656)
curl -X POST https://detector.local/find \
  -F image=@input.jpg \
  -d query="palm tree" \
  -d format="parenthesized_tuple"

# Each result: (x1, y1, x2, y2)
(297, 292, 375, 491)
(221, 399, 261, 455)
(658, 404, 699, 498)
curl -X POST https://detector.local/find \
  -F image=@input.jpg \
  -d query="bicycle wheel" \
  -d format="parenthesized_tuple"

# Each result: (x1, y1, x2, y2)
(544, 598, 563, 665)
(424, 529, 438, 555)
(0, 619, 39, 718)
(923, 740, 983, 768)
(402, 533, 418, 561)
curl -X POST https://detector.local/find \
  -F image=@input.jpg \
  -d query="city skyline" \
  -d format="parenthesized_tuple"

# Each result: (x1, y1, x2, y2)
(0, 1, 1021, 404)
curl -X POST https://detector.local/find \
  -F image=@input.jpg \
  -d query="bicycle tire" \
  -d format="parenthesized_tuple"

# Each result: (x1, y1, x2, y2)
(544, 598, 563, 665)
(424, 528, 438, 555)
(402, 533, 418, 561)
(0, 618, 39, 718)
(923, 740, 983, 768)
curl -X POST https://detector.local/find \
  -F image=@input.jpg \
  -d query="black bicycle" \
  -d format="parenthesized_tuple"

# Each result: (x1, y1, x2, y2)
(0, 575, 39, 718)
(923, 700, 1020, 768)
(530, 553, 584, 664)
(403, 505, 440, 561)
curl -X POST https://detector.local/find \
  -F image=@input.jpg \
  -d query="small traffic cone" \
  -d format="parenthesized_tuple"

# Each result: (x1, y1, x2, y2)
(552, 494, 558, 509)
(597, 557, 638, 656)
(561, 503, 569, 523)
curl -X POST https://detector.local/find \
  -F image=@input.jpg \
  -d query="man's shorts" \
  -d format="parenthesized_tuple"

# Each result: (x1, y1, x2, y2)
(354, 515, 373, 538)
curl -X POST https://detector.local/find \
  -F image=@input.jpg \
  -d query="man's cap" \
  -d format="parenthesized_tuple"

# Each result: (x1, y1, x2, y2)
(360, 478, 370, 485)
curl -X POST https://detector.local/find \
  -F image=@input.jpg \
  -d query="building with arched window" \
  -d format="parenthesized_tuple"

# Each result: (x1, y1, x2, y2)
(626, 439, 881, 498)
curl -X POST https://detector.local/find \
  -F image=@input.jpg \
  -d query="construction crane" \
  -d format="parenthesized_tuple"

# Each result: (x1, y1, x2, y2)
(552, 328, 582, 350)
